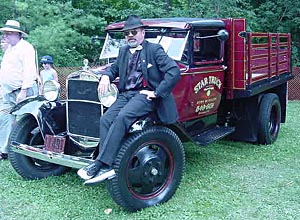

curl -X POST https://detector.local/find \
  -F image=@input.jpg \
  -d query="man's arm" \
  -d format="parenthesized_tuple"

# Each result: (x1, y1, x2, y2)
(21, 42, 37, 90)
(98, 75, 110, 96)
(151, 44, 181, 98)
(17, 42, 37, 102)
(98, 46, 127, 95)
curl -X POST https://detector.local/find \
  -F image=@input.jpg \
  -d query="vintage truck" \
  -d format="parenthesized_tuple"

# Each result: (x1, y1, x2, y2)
(8, 18, 292, 211)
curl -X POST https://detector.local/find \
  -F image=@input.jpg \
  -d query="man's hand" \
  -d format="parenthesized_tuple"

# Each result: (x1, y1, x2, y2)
(16, 89, 27, 103)
(140, 90, 156, 100)
(98, 75, 110, 95)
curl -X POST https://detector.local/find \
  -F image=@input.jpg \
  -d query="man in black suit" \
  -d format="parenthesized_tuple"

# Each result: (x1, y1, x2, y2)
(78, 15, 181, 184)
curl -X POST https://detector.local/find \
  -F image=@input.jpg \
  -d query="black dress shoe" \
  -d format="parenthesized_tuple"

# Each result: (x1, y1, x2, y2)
(0, 153, 8, 160)
(77, 160, 102, 180)
(84, 167, 116, 186)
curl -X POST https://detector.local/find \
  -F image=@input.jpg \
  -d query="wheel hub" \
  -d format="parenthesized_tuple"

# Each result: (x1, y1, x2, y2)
(141, 156, 163, 184)
(151, 167, 158, 176)
(127, 144, 171, 196)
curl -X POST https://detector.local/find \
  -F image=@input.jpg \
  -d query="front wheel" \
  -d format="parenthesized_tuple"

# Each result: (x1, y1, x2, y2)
(8, 114, 68, 179)
(107, 126, 185, 211)
(258, 93, 281, 144)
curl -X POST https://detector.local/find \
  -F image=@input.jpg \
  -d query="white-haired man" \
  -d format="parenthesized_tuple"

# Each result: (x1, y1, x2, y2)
(0, 20, 38, 160)
(77, 15, 181, 184)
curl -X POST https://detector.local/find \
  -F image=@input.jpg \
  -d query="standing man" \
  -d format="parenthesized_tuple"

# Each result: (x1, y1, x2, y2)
(0, 20, 38, 160)
(78, 15, 181, 184)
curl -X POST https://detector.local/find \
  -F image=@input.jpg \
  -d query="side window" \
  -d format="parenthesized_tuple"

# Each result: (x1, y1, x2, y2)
(193, 30, 223, 64)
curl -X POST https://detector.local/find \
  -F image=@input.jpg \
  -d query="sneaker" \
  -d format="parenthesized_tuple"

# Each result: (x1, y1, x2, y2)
(84, 168, 116, 186)
(77, 161, 101, 180)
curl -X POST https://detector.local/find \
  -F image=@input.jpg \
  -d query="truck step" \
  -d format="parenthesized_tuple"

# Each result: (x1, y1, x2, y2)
(192, 126, 235, 146)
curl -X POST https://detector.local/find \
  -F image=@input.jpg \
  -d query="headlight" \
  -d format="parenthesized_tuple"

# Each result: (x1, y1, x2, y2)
(42, 80, 61, 101)
(98, 83, 118, 107)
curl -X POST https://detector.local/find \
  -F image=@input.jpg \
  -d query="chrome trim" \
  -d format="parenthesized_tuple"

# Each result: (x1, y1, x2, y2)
(67, 128, 99, 140)
(67, 70, 100, 81)
(68, 133, 99, 141)
(98, 83, 118, 107)
(67, 99, 101, 105)
(66, 73, 103, 139)
(10, 142, 92, 169)
(42, 80, 61, 101)
(69, 135, 99, 149)
(79, 71, 100, 81)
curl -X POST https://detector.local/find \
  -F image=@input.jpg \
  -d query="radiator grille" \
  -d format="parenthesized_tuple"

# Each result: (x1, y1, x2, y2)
(67, 79, 101, 138)
(68, 79, 99, 101)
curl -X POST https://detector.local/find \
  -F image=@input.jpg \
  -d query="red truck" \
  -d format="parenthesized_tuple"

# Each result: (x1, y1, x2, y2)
(9, 18, 292, 211)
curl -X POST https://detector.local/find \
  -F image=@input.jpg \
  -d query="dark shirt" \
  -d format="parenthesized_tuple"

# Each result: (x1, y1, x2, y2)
(125, 50, 144, 91)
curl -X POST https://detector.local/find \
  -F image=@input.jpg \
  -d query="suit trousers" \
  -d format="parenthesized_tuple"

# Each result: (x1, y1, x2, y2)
(96, 90, 155, 166)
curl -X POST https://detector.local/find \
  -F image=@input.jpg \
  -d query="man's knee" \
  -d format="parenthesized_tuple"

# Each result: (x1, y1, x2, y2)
(116, 110, 131, 122)
(100, 114, 113, 128)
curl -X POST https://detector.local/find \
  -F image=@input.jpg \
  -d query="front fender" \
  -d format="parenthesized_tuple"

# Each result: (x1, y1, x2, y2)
(11, 96, 46, 119)
(11, 96, 66, 139)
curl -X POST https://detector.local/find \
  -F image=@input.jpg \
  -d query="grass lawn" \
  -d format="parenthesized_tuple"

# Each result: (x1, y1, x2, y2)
(0, 101, 299, 220)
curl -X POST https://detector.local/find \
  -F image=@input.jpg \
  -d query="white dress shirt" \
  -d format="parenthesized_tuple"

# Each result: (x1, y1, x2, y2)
(0, 39, 37, 94)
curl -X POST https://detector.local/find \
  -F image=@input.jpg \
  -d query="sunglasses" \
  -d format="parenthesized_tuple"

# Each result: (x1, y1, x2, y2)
(124, 30, 138, 36)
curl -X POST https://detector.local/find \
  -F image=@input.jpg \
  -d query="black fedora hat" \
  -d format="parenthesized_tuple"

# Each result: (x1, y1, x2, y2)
(122, 15, 147, 31)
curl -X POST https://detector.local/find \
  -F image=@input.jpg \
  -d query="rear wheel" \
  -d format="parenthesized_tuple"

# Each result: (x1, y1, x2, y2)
(107, 126, 185, 211)
(258, 93, 281, 144)
(8, 114, 68, 179)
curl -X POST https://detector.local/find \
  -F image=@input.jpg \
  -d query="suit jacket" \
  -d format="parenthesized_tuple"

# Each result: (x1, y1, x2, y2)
(104, 40, 181, 124)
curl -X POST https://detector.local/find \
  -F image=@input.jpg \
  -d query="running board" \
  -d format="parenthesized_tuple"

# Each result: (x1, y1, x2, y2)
(192, 126, 235, 146)
(10, 141, 93, 169)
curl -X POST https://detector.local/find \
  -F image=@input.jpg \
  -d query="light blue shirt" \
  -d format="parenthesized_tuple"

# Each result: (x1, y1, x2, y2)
(40, 68, 57, 84)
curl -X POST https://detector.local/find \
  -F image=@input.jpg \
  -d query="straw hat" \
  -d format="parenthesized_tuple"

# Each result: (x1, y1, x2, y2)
(0, 20, 28, 37)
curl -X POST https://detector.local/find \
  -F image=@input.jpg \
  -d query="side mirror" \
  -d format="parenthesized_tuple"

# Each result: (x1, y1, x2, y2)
(196, 29, 229, 41)
(217, 29, 229, 41)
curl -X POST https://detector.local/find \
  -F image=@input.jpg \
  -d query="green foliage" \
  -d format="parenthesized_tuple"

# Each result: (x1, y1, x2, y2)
(0, 1, 15, 24)
(0, 0, 299, 66)
(1, 0, 106, 66)
(251, 0, 300, 67)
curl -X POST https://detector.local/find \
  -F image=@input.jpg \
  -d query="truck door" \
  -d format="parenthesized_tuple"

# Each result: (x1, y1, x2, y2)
(180, 29, 226, 121)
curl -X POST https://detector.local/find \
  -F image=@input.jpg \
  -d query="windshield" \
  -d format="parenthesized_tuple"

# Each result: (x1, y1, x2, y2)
(100, 28, 189, 62)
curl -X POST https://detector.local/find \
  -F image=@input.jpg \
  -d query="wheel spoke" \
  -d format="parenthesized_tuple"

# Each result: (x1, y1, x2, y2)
(128, 166, 143, 186)
(135, 146, 153, 160)
(140, 182, 156, 194)
(156, 147, 167, 162)
(156, 147, 169, 176)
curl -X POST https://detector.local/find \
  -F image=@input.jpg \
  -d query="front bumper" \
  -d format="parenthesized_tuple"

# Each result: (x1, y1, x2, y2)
(10, 141, 93, 169)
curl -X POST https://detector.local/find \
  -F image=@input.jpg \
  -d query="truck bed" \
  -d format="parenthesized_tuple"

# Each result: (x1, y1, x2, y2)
(223, 19, 293, 99)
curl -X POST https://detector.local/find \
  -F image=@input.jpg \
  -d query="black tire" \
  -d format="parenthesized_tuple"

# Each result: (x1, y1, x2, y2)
(107, 126, 185, 211)
(8, 114, 68, 179)
(258, 93, 281, 144)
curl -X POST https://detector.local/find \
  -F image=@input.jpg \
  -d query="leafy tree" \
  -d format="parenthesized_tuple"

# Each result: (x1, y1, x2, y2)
(1, 0, 106, 66)
(0, 0, 15, 24)
(252, 0, 300, 66)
